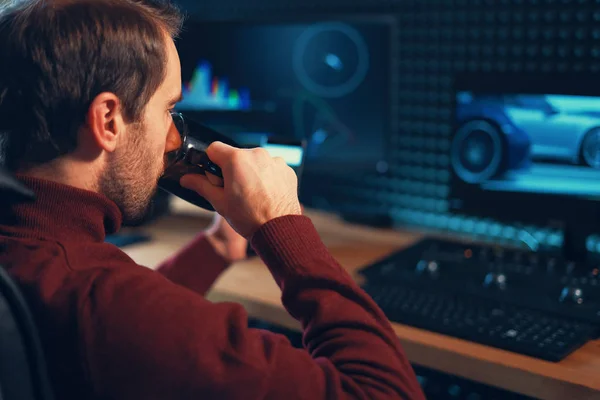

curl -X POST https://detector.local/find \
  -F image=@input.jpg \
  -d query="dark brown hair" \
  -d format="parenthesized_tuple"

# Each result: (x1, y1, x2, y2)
(0, 0, 183, 170)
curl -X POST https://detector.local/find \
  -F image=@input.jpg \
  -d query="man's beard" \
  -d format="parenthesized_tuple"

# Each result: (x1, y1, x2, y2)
(99, 123, 164, 226)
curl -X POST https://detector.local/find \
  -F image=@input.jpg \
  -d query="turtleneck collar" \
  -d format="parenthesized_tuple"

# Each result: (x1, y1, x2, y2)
(0, 175, 122, 243)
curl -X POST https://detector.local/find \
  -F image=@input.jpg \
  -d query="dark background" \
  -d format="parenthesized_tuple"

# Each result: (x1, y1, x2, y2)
(172, 0, 600, 255)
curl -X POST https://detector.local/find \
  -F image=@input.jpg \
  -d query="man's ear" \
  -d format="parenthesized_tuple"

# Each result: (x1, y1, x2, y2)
(86, 92, 125, 153)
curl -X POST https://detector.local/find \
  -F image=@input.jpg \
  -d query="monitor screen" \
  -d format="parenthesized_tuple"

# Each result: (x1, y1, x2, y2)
(449, 74, 600, 230)
(451, 92, 600, 197)
(262, 142, 304, 168)
(174, 18, 393, 177)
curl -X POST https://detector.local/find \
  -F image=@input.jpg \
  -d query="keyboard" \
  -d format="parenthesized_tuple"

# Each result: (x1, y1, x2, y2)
(362, 282, 595, 361)
(412, 364, 534, 400)
(358, 238, 600, 361)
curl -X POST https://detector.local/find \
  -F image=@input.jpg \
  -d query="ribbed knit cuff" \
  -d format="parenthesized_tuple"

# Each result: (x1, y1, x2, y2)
(250, 215, 346, 285)
(157, 234, 229, 295)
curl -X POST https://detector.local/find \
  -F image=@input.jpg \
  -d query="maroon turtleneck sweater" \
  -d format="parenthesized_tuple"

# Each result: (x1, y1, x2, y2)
(0, 177, 424, 400)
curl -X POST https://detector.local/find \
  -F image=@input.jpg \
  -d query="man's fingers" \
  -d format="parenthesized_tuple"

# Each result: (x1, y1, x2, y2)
(180, 174, 225, 209)
(205, 171, 224, 187)
(205, 141, 237, 167)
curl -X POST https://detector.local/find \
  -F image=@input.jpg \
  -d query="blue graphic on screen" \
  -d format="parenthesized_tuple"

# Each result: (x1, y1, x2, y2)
(177, 61, 252, 111)
(451, 92, 600, 198)
(324, 53, 343, 71)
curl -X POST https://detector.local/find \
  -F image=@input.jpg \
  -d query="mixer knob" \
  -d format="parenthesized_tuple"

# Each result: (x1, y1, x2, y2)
(528, 254, 539, 266)
(416, 260, 440, 278)
(483, 272, 507, 290)
(565, 262, 576, 275)
(559, 286, 584, 305)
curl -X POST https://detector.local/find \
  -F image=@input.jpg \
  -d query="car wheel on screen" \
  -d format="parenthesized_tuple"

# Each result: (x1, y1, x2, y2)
(450, 119, 504, 184)
(580, 128, 600, 169)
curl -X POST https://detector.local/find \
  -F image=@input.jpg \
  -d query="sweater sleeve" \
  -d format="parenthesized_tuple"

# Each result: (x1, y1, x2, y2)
(80, 215, 425, 400)
(155, 233, 229, 296)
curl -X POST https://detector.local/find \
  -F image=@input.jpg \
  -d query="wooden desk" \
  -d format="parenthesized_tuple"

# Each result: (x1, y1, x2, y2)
(122, 204, 600, 400)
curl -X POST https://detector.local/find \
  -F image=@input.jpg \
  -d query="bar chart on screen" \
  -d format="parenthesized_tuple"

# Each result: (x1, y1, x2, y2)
(178, 60, 252, 111)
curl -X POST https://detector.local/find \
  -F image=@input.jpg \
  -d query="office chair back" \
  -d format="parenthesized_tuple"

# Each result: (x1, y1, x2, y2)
(0, 268, 55, 400)
(0, 166, 54, 400)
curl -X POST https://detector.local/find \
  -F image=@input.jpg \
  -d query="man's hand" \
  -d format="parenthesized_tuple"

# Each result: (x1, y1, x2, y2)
(205, 213, 248, 263)
(180, 142, 302, 239)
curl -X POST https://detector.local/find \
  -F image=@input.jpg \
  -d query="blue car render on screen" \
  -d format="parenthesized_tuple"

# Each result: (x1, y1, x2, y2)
(451, 92, 600, 198)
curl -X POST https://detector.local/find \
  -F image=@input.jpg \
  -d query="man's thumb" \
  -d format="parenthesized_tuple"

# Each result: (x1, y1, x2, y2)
(180, 174, 225, 208)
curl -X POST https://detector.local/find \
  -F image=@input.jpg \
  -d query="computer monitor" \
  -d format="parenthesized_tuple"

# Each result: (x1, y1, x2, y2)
(262, 137, 306, 176)
(173, 16, 394, 190)
(448, 73, 600, 260)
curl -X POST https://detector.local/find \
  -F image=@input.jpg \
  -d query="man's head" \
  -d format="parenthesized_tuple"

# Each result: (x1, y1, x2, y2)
(0, 0, 185, 224)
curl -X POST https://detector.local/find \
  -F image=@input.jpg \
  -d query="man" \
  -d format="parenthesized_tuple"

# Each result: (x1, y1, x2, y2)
(0, 0, 425, 399)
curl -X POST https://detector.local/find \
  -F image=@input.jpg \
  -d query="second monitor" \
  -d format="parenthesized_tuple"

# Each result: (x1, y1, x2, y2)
(449, 74, 600, 259)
